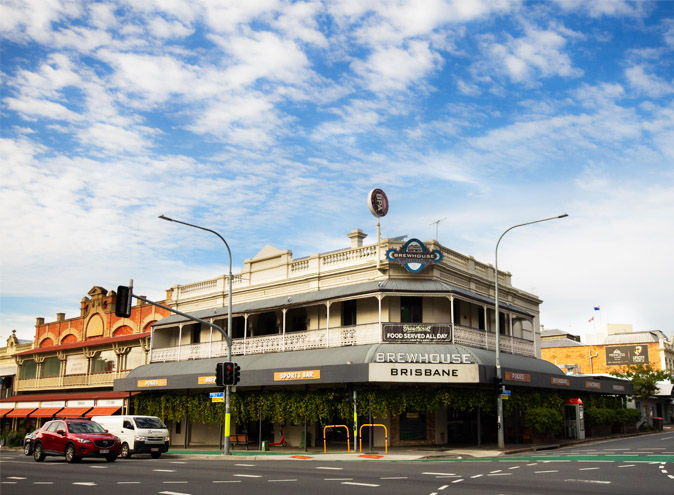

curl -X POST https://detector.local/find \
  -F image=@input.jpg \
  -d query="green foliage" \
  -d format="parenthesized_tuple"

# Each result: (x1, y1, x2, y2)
(610, 364, 671, 401)
(0, 429, 25, 447)
(614, 408, 641, 426)
(524, 407, 563, 434)
(584, 408, 617, 427)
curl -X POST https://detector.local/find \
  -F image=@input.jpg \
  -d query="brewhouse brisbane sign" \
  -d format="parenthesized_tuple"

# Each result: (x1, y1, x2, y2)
(386, 238, 442, 273)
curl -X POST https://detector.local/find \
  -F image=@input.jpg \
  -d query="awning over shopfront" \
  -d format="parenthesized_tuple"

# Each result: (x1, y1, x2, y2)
(85, 406, 120, 417)
(29, 407, 63, 418)
(6, 408, 37, 418)
(115, 343, 632, 396)
(0, 407, 13, 417)
(57, 407, 92, 418)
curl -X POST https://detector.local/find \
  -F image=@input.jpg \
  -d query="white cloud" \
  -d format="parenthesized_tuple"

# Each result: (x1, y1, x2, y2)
(625, 65, 674, 98)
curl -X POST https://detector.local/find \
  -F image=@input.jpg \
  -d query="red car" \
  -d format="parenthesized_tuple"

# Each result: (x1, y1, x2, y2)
(33, 419, 121, 463)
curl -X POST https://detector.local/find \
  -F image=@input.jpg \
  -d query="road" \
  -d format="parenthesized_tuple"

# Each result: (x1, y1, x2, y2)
(1, 433, 673, 494)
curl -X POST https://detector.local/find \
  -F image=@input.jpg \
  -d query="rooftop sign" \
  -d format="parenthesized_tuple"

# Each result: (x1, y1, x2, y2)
(386, 238, 442, 273)
(368, 188, 389, 217)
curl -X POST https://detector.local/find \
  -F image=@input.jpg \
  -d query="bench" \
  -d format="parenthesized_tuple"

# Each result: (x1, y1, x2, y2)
(229, 433, 251, 450)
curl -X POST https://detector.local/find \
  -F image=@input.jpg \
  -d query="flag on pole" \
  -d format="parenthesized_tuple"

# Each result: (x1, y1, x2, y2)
(593, 306, 600, 311)
(588, 316, 594, 323)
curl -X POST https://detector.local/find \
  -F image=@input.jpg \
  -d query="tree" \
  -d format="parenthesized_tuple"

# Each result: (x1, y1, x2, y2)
(611, 364, 672, 428)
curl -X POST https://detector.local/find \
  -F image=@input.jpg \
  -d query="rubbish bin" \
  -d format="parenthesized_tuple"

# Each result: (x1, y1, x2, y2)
(653, 417, 663, 431)
(261, 440, 269, 451)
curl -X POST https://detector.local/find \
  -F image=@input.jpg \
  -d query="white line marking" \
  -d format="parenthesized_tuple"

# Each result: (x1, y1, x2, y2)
(668, 475, 674, 480)
(154, 469, 176, 472)
(324, 478, 353, 481)
(341, 482, 380, 487)
(163, 481, 189, 484)
(471, 474, 483, 478)
(34, 482, 54, 485)
(269, 479, 297, 482)
(535, 470, 559, 474)
(490, 470, 502, 474)
(159, 492, 191, 495)
(235, 463, 255, 466)
(317, 466, 343, 470)
(8, 477, 27, 480)
(565, 479, 611, 485)
(423, 472, 456, 476)
(509, 466, 521, 470)
(171, 461, 187, 464)
(488, 473, 512, 476)
(438, 485, 448, 490)
(117, 482, 141, 484)
(452, 479, 464, 484)
(579, 467, 600, 471)
(212, 481, 242, 483)
(73, 482, 97, 486)
(618, 465, 635, 468)
(380, 477, 408, 479)
(233, 474, 262, 478)
(90, 466, 107, 469)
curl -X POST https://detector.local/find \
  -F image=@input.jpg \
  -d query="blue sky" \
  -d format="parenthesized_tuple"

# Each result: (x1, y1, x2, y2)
(1, 0, 673, 342)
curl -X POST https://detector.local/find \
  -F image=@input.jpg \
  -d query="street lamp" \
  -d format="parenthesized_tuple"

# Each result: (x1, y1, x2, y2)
(494, 213, 568, 449)
(159, 214, 234, 455)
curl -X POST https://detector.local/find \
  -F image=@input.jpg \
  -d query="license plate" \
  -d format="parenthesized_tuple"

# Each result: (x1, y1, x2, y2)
(151, 448, 159, 451)
(100, 449, 109, 454)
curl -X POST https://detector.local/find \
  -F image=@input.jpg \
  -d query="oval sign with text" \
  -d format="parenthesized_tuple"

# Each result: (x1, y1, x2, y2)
(368, 188, 389, 218)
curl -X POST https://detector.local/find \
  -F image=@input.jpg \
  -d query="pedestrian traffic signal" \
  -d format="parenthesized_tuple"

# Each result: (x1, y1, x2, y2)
(115, 285, 133, 318)
(215, 362, 226, 387)
(215, 361, 240, 386)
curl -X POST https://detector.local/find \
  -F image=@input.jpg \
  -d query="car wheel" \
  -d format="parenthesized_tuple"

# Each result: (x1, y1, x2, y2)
(65, 444, 80, 463)
(33, 443, 45, 462)
(24, 442, 32, 456)
(120, 443, 132, 458)
(106, 454, 117, 462)
(150, 452, 161, 459)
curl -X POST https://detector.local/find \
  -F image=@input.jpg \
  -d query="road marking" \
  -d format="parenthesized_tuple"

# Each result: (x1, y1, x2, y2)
(490, 470, 502, 474)
(73, 482, 97, 486)
(438, 485, 448, 490)
(34, 482, 54, 485)
(325, 478, 353, 481)
(233, 474, 262, 478)
(341, 482, 380, 487)
(380, 477, 408, 479)
(317, 466, 343, 470)
(509, 466, 521, 470)
(618, 465, 635, 468)
(451, 479, 464, 484)
(154, 469, 176, 472)
(565, 479, 611, 485)
(90, 466, 107, 469)
(488, 473, 512, 476)
(159, 492, 191, 495)
(423, 472, 457, 476)
(212, 481, 242, 483)
(235, 463, 255, 466)
(579, 467, 600, 471)
(1, 483, 17, 485)
(535, 470, 558, 474)
(269, 479, 297, 482)
(470, 474, 483, 478)
(8, 477, 27, 480)
(117, 481, 141, 484)
(163, 481, 189, 484)
(171, 461, 187, 464)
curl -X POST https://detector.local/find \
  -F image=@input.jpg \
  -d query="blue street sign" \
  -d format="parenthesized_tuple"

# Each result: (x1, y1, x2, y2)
(209, 392, 224, 398)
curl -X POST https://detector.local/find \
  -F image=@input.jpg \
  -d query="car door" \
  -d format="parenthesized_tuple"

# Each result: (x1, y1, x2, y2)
(50, 421, 67, 453)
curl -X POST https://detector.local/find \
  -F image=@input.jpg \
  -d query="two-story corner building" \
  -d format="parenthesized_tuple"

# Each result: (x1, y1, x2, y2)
(0, 287, 171, 433)
(115, 230, 631, 449)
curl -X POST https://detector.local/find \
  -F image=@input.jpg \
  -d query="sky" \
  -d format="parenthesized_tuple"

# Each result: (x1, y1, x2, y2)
(1, 0, 673, 343)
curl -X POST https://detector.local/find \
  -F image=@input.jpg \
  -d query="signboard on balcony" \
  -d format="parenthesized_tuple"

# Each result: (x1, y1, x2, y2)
(386, 238, 442, 273)
(382, 323, 452, 343)
(605, 345, 649, 366)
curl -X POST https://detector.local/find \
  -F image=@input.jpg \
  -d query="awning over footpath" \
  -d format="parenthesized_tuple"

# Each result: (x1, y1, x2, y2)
(0, 407, 13, 417)
(85, 406, 121, 417)
(115, 343, 632, 396)
(29, 407, 63, 418)
(57, 407, 92, 418)
(6, 408, 37, 418)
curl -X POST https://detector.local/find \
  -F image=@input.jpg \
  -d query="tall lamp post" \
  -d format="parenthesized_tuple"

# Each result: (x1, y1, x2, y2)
(159, 215, 234, 455)
(495, 213, 568, 449)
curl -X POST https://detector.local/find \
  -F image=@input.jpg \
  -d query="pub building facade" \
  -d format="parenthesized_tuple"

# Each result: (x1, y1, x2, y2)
(115, 229, 631, 448)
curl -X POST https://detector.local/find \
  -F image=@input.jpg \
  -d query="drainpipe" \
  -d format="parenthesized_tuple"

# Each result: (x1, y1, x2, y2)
(589, 350, 598, 374)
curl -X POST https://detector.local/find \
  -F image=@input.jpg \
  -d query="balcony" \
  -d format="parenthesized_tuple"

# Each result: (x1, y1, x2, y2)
(15, 371, 130, 392)
(150, 323, 535, 363)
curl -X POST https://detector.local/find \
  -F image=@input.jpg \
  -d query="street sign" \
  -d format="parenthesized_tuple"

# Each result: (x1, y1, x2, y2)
(211, 397, 224, 403)
(501, 390, 511, 399)
(209, 392, 224, 398)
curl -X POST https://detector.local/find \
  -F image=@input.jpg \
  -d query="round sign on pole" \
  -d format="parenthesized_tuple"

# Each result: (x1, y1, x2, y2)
(368, 189, 389, 218)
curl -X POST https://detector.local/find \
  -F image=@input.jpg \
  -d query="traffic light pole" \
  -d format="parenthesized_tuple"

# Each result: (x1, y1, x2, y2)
(123, 290, 234, 455)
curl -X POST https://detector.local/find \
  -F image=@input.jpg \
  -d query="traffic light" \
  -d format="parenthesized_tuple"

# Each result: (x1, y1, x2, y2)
(233, 363, 240, 385)
(224, 362, 234, 385)
(115, 285, 133, 318)
(215, 362, 225, 387)
(494, 376, 504, 395)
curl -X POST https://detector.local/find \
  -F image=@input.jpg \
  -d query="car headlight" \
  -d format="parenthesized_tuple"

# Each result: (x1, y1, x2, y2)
(134, 436, 147, 442)
(76, 437, 91, 444)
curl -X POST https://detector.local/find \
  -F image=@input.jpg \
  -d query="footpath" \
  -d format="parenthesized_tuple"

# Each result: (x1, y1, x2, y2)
(162, 424, 674, 462)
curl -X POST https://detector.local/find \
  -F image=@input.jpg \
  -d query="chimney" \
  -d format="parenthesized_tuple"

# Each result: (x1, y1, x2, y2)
(347, 229, 368, 249)
(56, 313, 65, 322)
(36, 317, 45, 326)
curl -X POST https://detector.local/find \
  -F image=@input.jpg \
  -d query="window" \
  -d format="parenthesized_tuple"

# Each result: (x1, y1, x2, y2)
(65, 354, 87, 375)
(191, 325, 201, 344)
(90, 350, 116, 373)
(40, 357, 60, 377)
(400, 297, 422, 323)
(342, 300, 357, 326)
(19, 360, 37, 379)
(124, 347, 145, 370)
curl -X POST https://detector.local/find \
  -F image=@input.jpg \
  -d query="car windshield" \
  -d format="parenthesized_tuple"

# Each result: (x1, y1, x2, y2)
(134, 417, 166, 429)
(67, 422, 106, 434)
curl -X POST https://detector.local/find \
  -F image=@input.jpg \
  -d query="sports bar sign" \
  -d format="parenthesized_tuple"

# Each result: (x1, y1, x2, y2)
(605, 345, 649, 366)
(382, 323, 452, 343)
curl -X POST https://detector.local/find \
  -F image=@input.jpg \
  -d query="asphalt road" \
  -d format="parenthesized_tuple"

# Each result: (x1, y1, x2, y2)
(1, 433, 673, 495)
